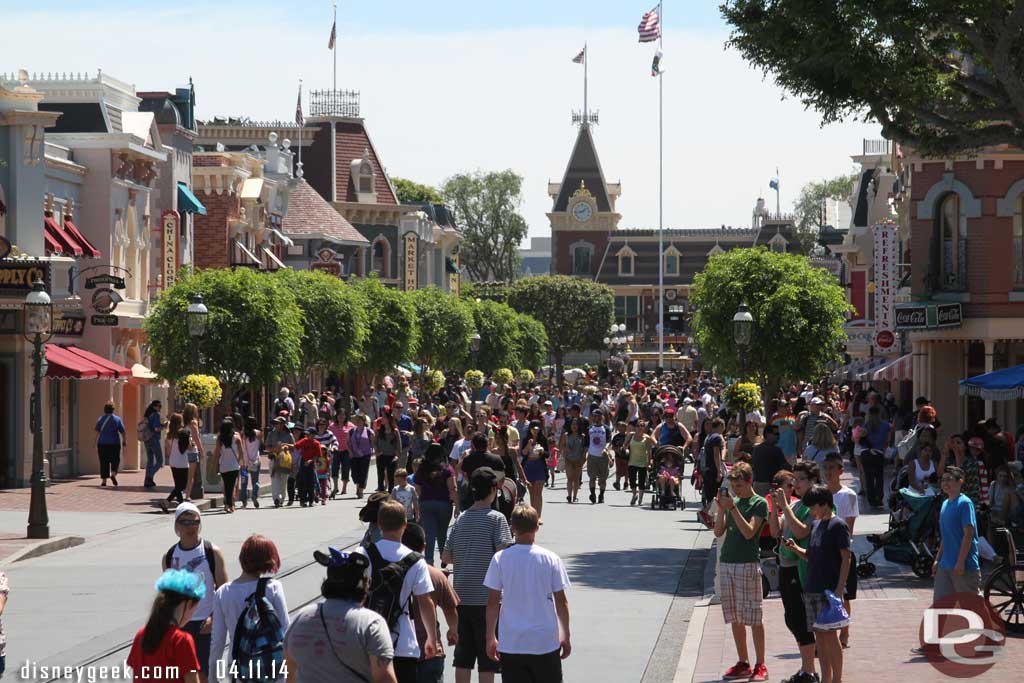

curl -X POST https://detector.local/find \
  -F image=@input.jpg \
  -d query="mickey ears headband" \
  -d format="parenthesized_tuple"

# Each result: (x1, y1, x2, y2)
(314, 547, 369, 570)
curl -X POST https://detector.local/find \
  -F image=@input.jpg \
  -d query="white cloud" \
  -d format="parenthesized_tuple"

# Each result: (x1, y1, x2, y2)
(4, 9, 879, 239)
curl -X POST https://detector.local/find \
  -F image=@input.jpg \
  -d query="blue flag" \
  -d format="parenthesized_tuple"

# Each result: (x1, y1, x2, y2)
(769, 177, 779, 191)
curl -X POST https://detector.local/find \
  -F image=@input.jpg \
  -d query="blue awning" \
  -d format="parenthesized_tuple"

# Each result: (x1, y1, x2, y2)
(400, 362, 423, 374)
(959, 364, 1024, 401)
(177, 182, 207, 215)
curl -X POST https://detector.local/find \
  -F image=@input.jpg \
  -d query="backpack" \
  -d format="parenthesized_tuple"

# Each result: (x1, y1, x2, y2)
(365, 544, 421, 645)
(231, 577, 285, 683)
(164, 540, 216, 577)
(137, 418, 152, 443)
(273, 398, 291, 416)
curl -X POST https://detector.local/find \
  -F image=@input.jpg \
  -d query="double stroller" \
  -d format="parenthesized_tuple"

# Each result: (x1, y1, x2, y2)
(857, 480, 943, 578)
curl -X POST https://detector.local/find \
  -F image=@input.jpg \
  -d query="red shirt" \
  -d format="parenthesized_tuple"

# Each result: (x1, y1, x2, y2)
(294, 436, 322, 465)
(126, 625, 199, 683)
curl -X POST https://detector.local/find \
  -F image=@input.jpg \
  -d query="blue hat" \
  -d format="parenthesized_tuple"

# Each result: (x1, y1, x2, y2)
(155, 568, 206, 601)
(304, 426, 316, 435)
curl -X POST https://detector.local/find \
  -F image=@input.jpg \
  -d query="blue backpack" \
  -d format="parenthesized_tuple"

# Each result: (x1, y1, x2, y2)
(231, 577, 285, 682)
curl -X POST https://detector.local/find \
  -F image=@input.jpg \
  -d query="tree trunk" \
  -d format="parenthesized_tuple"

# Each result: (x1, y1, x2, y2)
(555, 351, 565, 389)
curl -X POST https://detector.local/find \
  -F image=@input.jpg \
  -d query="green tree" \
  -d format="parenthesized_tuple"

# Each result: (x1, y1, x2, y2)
(273, 269, 367, 375)
(515, 312, 549, 371)
(690, 247, 851, 395)
(145, 268, 302, 398)
(408, 286, 475, 370)
(791, 173, 858, 253)
(392, 177, 443, 204)
(507, 275, 614, 385)
(442, 170, 528, 282)
(350, 276, 420, 375)
(468, 299, 522, 373)
(720, 1, 1024, 155)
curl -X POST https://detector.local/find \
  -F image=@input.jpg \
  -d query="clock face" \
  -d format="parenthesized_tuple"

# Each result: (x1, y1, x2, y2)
(572, 202, 593, 222)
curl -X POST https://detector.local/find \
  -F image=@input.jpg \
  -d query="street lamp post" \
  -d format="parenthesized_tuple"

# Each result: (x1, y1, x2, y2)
(469, 332, 481, 417)
(605, 323, 627, 383)
(187, 294, 209, 367)
(732, 302, 754, 382)
(25, 279, 53, 539)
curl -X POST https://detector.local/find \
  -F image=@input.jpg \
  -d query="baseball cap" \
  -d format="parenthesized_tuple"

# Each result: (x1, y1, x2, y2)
(810, 397, 824, 405)
(664, 407, 677, 416)
(304, 426, 317, 435)
(544, 400, 553, 406)
(174, 501, 201, 520)
(470, 467, 498, 498)
(682, 397, 692, 405)
(273, 416, 287, 424)
(968, 437, 985, 449)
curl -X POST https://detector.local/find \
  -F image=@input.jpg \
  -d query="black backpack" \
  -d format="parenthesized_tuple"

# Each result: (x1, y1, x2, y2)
(165, 540, 216, 577)
(365, 544, 421, 645)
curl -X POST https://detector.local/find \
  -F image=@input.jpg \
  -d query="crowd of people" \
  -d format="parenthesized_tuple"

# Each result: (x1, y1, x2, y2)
(108, 368, 1024, 683)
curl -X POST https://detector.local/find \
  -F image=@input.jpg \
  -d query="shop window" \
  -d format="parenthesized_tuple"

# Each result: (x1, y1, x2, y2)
(1015, 195, 1024, 286)
(936, 193, 967, 290)
(572, 243, 593, 275)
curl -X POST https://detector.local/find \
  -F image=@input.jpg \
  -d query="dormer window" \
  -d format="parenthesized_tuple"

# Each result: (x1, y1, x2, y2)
(769, 232, 788, 253)
(616, 245, 636, 276)
(663, 245, 681, 276)
(351, 148, 376, 203)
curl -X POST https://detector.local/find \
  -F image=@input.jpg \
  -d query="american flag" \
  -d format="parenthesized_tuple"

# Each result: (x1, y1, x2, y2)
(638, 5, 661, 43)
(572, 47, 585, 64)
(295, 83, 303, 127)
(328, 20, 336, 49)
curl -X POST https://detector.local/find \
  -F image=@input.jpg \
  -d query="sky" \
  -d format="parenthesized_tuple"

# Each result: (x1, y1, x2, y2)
(3, 0, 881, 241)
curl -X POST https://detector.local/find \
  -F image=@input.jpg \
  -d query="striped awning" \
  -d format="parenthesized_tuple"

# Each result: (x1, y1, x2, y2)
(869, 353, 912, 382)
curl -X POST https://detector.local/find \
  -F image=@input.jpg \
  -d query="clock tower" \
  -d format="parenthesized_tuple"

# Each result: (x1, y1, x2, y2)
(547, 122, 621, 276)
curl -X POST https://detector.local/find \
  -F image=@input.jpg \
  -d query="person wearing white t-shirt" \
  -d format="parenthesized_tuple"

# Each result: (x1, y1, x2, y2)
(484, 505, 571, 683)
(356, 499, 439, 683)
(822, 453, 859, 650)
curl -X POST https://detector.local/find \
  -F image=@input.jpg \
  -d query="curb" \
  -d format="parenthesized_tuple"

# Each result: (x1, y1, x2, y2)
(1, 535, 85, 566)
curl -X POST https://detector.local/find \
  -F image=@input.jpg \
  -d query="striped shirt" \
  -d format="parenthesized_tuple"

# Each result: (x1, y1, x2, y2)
(444, 507, 513, 605)
(314, 431, 339, 453)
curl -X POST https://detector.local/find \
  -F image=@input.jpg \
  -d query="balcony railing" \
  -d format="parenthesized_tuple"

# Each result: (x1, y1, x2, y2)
(309, 89, 361, 118)
(863, 139, 892, 155)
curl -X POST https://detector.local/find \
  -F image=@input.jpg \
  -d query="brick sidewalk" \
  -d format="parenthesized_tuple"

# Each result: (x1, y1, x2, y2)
(0, 468, 184, 513)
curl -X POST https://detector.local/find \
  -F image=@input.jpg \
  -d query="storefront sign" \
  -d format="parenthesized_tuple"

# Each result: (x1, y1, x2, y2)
(52, 312, 85, 336)
(895, 304, 927, 329)
(403, 232, 417, 291)
(843, 322, 875, 351)
(91, 288, 122, 315)
(895, 302, 962, 330)
(84, 274, 126, 290)
(90, 314, 118, 326)
(872, 221, 898, 352)
(162, 210, 179, 289)
(936, 302, 963, 327)
(0, 262, 50, 295)
(310, 247, 342, 276)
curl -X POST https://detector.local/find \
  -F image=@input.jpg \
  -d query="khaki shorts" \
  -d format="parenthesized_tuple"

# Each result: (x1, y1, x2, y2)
(587, 456, 609, 482)
(720, 562, 763, 625)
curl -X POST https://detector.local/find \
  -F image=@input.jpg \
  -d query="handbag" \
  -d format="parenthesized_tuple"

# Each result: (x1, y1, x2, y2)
(813, 589, 850, 630)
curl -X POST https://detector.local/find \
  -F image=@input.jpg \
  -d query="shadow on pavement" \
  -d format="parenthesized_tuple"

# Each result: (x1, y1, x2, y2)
(566, 546, 693, 594)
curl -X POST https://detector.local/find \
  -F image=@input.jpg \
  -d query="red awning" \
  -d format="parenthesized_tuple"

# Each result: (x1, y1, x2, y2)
(62, 219, 101, 258)
(44, 216, 83, 257)
(43, 227, 63, 255)
(45, 344, 132, 380)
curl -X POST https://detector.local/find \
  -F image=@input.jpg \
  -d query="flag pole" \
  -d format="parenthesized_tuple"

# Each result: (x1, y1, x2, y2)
(775, 166, 780, 216)
(297, 79, 303, 179)
(332, 1, 337, 92)
(583, 42, 588, 122)
(657, 1, 664, 371)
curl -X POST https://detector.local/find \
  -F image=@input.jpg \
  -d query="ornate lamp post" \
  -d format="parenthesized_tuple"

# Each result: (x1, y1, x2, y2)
(187, 293, 209, 366)
(25, 279, 53, 539)
(469, 331, 482, 416)
(732, 302, 754, 381)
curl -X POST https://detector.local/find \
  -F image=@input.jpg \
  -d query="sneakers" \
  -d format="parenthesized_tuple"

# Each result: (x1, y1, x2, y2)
(748, 663, 768, 681)
(589, 492, 597, 504)
(613, 482, 621, 491)
(781, 671, 818, 683)
(253, 499, 260, 509)
(721, 661, 752, 680)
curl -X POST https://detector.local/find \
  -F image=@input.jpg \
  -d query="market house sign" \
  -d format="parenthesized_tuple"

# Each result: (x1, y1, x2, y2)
(0, 262, 50, 295)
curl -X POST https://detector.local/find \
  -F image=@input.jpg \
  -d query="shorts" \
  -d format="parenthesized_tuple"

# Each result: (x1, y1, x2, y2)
(186, 451, 200, 465)
(614, 457, 629, 478)
(802, 592, 841, 632)
(498, 650, 562, 683)
(453, 605, 500, 673)
(587, 456, 609, 482)
(183, 619, 211, 673)
(719, 562, 763, 625)
(933, 566, 980, 602)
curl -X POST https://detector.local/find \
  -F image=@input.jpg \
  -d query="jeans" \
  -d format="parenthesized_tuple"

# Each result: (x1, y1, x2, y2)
(168, 467, 189, 503)
(221, 470, 239, 508)
(239, 468, 260, 503)
(376, 454, 397, 491)
(271, 471, 289, 504)
(98, 443, 121, 479)
(416, 656, 445, 683)
(860, 449, 886, 506)
(143, 437, 163, 485)
(420, 499, 453, 565)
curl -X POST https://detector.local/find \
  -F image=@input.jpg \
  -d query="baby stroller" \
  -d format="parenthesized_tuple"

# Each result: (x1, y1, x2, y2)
(494, 476, 526, 523)
(857, 486, 943, 578)
(650, 445, 685, 510)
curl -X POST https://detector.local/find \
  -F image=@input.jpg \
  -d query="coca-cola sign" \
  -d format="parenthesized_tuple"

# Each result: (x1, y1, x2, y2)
(936, 303, 962, 327)
(895, 305, 927, 329)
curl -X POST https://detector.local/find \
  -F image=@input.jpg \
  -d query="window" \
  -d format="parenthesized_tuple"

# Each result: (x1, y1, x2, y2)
(614, 295, 641, 331)
(616, 246, 635, 276)
(1015, 195, 1024, 286)
(572, 244, 593, 275)
(663, 246, 680, 276)
(372, 238, 389, 277)
(937, 193, 966, 289)
(359, 161, 373, 194)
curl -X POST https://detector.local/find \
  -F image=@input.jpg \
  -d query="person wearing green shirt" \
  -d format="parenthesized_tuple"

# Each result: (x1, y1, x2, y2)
(714, 461, 770, 682)
(626, 421, 657, 506)
(768, 461, 820, 683)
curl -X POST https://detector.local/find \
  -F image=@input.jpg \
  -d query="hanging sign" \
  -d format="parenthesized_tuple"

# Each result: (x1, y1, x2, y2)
(310, 247, 342, 276)
(84, 274, 126, 290)
(872, 221, 898, 353)
(52, 311, 86, 336)
(162, 210, 179, 290)
(90, 314, 118, 326)
(91, 288, 122, 315)
(403, 232, 417, 291)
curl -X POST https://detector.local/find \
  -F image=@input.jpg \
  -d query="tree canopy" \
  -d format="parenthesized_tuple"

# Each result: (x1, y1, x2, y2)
(514, 312, 550, 371)
(391, 177, 443, 204)
(467, 298, 523, 374)
(144, 268, 302, 393)
(720, 1, 1024, 154)
(442, 170, 529, 282)
(507, 275, 614, 382)
(349, 276, 420, 375)
(273, 269, 367, 375)
(690, 247, 851, 393)
(792, 173, 858, 253)
(408, 286, 475, 370)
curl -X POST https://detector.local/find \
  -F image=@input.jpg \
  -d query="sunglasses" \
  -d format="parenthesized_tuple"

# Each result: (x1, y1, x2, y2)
(176, 518, 201, 527)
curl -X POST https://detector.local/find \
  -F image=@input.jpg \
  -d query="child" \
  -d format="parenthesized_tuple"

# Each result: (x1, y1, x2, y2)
(611, 421, 629, 491)
(390, 468, 420, 522)
(657, 448, 682, 500)
(293, 428, 323, 508)
(547, 446, 558, 488)
(314, 445, 331, 506)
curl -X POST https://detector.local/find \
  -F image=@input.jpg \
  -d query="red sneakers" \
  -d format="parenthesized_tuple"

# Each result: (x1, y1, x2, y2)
(749, 663, 769, 681)
(721, 661, 752, 680)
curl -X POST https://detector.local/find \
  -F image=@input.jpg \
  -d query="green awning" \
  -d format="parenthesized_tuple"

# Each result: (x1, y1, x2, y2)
(177, 182, 207, 215)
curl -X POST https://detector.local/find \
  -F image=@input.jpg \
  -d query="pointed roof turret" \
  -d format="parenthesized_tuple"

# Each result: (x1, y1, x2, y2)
(552, 124, 611, 213)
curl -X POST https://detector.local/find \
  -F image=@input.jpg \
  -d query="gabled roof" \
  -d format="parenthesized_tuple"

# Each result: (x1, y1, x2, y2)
(335, 121, 398, 204)
(283, 179, 369, 246)
(553, 125, 612, 212)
